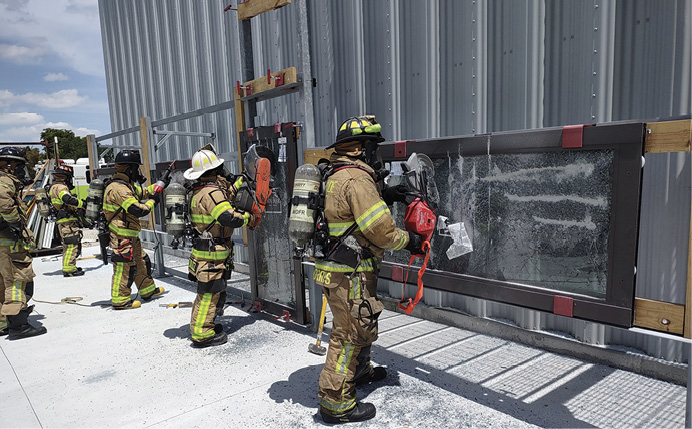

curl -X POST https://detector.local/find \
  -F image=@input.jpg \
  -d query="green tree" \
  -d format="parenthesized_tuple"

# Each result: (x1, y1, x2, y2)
(22, 146, 41, 178)
(40, 128, 88, 161)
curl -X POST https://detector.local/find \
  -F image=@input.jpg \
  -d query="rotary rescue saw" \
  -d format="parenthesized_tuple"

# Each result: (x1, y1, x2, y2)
(398, 152, 439, 314)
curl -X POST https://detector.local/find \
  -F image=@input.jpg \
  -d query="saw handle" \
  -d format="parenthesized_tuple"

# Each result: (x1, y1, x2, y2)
(398, 241, 431, 315)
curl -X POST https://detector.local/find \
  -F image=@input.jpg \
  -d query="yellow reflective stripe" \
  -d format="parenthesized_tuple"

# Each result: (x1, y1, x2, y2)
(108, 223, 140, 237)
(58, 190, 70, 199)
(355, 200, 389, 231)
(77, 199, 84, 208)
(145, 200, 155, 210)
(314, 257, 377, 273)
(393, 232, 408, 251)
(233, 176, 243, 189)
(190, 213, 214, 224)
(211, 201, 233, 220)
(63, 244, 76, 271)
(57, 217, 79, 224)
(320, 398, 356, 413)
(51, 198, 63, 205)
(139, 283, 155, 296)
(193, 293, 215, 340)
(336, 341, 355, 375)
(190, 248, 229, 260)
(111, 262, 128, 303)
(103, 203, 120, 212)
(146, 184, 156, 194)
(121, 197, 138, 211)
(242, 212, 251, 225)
(328, 221, 357, 237)
(1, 212, 19, 221)
(0, 238, 15, 246)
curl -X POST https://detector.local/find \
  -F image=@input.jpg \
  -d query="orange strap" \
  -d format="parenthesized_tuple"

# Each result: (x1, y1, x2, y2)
(398, 241, 431, 314)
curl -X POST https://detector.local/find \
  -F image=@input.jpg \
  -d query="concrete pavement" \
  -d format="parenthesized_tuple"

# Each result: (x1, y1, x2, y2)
(1, 243, 686, 428)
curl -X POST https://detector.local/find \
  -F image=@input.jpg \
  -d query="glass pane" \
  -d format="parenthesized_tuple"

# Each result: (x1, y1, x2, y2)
(386, 149, 614, 298)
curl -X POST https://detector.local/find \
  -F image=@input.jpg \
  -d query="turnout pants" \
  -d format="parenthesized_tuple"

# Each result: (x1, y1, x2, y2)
(58, 221, 82, 273)
(318, 270, 383, 416)
(0, 243, 36, 318)
(109, 236, 156, 307)
(188, 256, 230, 343)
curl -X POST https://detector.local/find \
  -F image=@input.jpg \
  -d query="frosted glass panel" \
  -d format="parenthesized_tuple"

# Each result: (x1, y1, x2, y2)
(387, 150, 614, 298)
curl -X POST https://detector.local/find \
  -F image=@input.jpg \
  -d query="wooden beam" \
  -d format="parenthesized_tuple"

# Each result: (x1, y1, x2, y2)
(238, 67, 297, 100)
(644, 119, 691, 153)
(139, 117, 155, 229)
(86, 134, 96, 180)
(234, 90, 248, 246)
(633, 297, 685, 335)
(303, 148, 333, 165)
(686, 202, 692, 338)
(237, 0, 290, 21)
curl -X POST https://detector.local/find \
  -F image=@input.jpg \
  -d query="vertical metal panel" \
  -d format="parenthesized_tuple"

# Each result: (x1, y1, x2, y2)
(99, 0, 691, 362)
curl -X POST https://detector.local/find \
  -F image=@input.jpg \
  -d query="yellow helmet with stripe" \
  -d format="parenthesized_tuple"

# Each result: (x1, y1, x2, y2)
(327, 115, 385, 149)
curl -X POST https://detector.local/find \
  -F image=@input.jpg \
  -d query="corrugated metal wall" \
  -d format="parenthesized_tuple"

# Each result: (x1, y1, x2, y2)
(98, 0, 692, 362)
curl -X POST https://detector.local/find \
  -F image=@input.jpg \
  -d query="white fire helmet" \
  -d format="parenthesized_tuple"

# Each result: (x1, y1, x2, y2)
(183, 149, 225, 180)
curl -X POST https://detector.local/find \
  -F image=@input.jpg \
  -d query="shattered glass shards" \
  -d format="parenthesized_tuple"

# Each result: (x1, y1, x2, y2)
(386, 149, 614, 298)
(252, 141, 296, 307)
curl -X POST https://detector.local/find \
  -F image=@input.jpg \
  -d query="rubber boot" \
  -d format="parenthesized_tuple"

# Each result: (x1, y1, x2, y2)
(113, 300, 141, 310)
(192, 331, 228, 348)
(354, 366, 387, 386)
(0, 317, 8, 336)
(63, 270, 85, 277)
(7, 309, 47, 340)
(320, 402, 376, 424)
(142, 286, 165, 301)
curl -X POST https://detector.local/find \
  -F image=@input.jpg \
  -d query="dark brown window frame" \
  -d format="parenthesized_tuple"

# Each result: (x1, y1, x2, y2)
(378, 122, 645, 327)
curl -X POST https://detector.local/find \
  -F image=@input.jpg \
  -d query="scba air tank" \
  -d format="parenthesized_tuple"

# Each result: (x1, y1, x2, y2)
(164, 182, 187, 239)
(34, 187, 51, 218)
(288, 163, 321, 247)
(85, 179, 104, 222)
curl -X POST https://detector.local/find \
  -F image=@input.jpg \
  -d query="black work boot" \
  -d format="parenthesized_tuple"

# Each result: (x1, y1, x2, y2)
(354, 366, 387, 386)
(192, 331, 228, 348)
(320, 402, 376, 424)
(0, 319, 8, 336)
(7, 309, 47, 340)
(63, 270, 85, 277)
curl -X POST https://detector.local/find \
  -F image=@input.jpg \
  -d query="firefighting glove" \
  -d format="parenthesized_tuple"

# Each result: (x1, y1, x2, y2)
(382, 184, 409, 206)
(7, 221, 23, 241)
(150, 192, 161, 206)
(405, 232, 425, 255)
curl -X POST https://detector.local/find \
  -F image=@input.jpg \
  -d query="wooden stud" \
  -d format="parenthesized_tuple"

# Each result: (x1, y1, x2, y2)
(234, 89, 248, 246)
(139, 116, 155, 229)
(644, 119, 691, 153)
(303, 148, 333, 165)
(238, 67, 297, 99)
(86, 134, 95, 180)
(633, 297, 685, 335)
(686, 203, 692, 338)
(237, 0, 291, 21)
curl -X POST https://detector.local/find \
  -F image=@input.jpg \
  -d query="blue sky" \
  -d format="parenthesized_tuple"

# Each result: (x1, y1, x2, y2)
(0, 0, 110, 143)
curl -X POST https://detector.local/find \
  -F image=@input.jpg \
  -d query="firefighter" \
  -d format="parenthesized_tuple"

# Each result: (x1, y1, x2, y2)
(103, 150, 166, 310)
(49, 164, 85, 277)
(0, 147, 46, 339)
(183, 148, 252, 348)
(313, 116, 423, 423)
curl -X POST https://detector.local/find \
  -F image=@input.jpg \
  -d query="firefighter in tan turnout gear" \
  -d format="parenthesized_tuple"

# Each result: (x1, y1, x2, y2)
(313, 116, 424, 424)
(49, 164, 85, 277)
(103, 150, 166, 310)
(183, 148, 252, 348)
(0, 147, 46, 339)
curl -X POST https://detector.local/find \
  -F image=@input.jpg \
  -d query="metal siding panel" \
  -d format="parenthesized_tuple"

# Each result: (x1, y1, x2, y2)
(99, 0, 691, 363)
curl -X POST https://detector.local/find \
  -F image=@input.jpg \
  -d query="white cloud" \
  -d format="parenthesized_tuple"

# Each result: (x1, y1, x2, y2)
(0, 112, 45, 126)
(0, 121, 100, 142)
(0, 43, 49, 64)
(0, 89, 88, 109)
(44, 72, 69, 82)
(0, 0, 105, 77)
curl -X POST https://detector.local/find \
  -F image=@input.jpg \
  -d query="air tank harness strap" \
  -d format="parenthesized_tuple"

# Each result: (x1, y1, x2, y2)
(398, 240, 431, 315)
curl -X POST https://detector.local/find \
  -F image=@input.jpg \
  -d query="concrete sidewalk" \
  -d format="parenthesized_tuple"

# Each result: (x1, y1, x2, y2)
(1, 244, 687, 428)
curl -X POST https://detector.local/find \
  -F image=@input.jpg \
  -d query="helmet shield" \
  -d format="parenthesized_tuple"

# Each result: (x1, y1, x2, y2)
(404, 152, 439, 208)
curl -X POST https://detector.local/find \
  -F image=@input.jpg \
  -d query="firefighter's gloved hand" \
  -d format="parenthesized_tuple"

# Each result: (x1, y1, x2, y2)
(382, 184, 409, 206)
(7, 222, 23, 240)
(405, 232, 425, 255)
(150, 192, 161, 206)
(152, 182, 165, 195)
